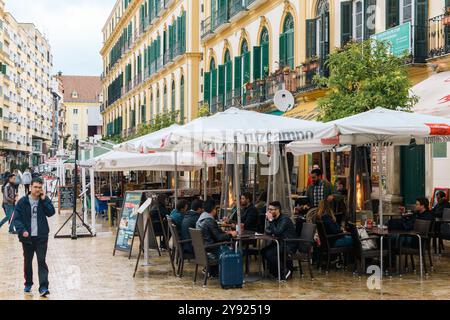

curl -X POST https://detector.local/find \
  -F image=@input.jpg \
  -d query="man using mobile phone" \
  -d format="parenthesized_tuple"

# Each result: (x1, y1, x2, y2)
(12, 177, 55, 297)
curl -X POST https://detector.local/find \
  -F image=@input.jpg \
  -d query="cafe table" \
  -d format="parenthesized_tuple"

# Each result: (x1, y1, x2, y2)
(368, 227, 424, 279)
(233, 231, 282, 283)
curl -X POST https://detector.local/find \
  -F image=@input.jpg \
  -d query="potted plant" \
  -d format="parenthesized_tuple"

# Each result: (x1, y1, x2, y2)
(283, 66, 291, 74)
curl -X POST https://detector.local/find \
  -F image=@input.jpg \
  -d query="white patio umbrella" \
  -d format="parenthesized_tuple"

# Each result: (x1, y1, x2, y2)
(412, 71, 450, 117)
(154, 107, 337, 246)
(80, 150, 219, 172)
(114, 124, 181, 153)
(288, 107, 450, 227)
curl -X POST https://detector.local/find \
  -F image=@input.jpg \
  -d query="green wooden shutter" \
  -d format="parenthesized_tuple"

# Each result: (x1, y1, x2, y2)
(182, 11, 186, 53)
(225, 60, 233, 106)
(169, 25, 173, 59)
(386, 0, 400, 29)
(341, 1, 353, 46)
(261, 42, 269, 77)
(218, 64, 225, 107)
(286, 30, 294, 69)
(414, 0, 428, 63)
(243, 52, 250, 84)
(211, 68, 218, 112)
(211, 68, 217, 98)
(306, 19, 317, 58)
(234, 56, 241, 93)
(177, 16, 182, 49)
(279, 33, 286, 66)
(253, 46, 261, 80)
(204, 71, 211, 105)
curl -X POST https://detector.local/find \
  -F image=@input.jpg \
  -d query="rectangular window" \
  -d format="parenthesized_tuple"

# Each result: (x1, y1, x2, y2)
(73, 109, 78, 115)
(386, 0, 400, 29)
(402, 0, 412, 23)
(433, 143, 447, 158)
(355, 1, 363, 42)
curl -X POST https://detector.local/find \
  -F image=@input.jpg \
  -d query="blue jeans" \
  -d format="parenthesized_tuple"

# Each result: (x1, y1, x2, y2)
(333, 235, 353, 248)
(0, 204, 15, 232)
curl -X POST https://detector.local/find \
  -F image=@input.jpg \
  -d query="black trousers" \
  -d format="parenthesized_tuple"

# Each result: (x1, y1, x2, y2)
(262, 244, 293, 277)
(22, 237, 49, 291)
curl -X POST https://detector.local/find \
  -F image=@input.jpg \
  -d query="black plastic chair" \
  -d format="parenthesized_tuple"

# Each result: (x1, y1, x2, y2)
(436, 209, 450, 253)
(189, 228, 232, 286)
(283, 223, 316, 280)
(316, 220, 353, 272)
(347, 223, 390, 275)
(398, 219, 433, 274)
(167, 217, 193, 278)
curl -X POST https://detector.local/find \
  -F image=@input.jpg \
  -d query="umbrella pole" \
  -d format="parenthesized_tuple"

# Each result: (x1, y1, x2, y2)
(234, 142, 242, 248)
(109, 173, 113, 196)
(203, 151, 207, 201)
(378, 144, 383, 228)
(81, 150, 87, 223)
(283, 146, 294, 216)
(272, 144, 277, 202)
(174, 151, 178, 205)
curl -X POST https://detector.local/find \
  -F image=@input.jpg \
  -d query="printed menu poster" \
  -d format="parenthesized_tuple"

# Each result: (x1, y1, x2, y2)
(115, 191, 143, 252)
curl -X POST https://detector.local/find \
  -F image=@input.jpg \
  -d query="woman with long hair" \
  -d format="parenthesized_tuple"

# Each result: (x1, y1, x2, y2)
(317, 200, 352, 247)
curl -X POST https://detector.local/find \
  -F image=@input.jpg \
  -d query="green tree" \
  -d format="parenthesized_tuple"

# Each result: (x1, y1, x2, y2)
(315, 39, 418, 121)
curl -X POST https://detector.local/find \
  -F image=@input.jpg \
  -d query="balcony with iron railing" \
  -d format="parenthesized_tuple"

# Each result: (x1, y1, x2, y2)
(230, 0, 249, 21)
(229, 68, 319, 110)
(246, 0, 265, 9)
(428, 13, 450, 60)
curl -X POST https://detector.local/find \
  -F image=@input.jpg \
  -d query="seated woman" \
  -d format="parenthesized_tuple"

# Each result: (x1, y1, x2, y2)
(316, 200, 353, 248)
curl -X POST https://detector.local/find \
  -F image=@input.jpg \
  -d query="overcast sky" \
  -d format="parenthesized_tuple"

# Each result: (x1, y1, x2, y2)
(5, 0, 116, 76)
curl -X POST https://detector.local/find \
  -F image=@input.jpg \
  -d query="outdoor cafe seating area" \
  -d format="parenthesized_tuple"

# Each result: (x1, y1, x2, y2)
(70, 107, 450, 289)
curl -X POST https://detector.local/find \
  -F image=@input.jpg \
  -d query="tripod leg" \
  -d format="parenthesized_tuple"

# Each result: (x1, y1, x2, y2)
(54, 213, 75, 238)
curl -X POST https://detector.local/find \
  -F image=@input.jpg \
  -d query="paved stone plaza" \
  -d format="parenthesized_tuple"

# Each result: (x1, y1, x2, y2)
(0, 198, 449, 300)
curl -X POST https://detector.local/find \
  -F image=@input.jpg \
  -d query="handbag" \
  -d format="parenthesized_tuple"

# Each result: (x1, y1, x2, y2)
(357, 226, 377, 250)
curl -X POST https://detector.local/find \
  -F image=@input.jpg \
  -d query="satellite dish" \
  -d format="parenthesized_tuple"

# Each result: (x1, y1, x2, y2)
(274, 90, 295, 113)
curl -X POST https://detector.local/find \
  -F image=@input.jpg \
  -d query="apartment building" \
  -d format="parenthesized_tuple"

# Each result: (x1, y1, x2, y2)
(101, 0, 201, 139)
(0, 0, 54, 171)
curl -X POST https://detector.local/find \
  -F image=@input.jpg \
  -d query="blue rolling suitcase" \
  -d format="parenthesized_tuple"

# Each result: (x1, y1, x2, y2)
(219, 247, 244, 289)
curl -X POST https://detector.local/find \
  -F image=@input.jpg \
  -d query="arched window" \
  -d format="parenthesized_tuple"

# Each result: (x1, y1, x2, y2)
(280, 13, 294, 69)
(163, 84, 168, 113)
(156, 87, 160, 115)
(204, 58, 218, 113)
(141, 95, 146, 124)
(223, 49, 232, 108)
(149, 91, 153, 123)
(256, 27, 270, 79)
(171, 80, 176, 118)
(180, 76, 185, 124)
(234, 39, 250, 105)
(317, 0, 330, 76)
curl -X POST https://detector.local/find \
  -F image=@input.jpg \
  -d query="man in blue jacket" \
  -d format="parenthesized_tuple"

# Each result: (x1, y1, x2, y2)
(13, 177, 56, 297)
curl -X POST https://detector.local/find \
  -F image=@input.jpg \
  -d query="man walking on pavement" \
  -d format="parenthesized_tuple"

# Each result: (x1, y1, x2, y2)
(13, 177, 56, 297)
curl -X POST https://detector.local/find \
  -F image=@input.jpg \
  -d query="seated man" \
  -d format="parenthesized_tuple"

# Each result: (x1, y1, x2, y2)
(196, 199, 237, 277)
(432, 191, 450, 219)
(181, 199, 204, 254)
(262, 201, 298, 280)
(229, 192, 259, 232)
(170, 199, 189, 237)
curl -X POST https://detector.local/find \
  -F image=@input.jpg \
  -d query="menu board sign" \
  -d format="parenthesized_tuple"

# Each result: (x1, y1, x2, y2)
(58, 186, 74, 212)
(114, 191, 144, 253)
